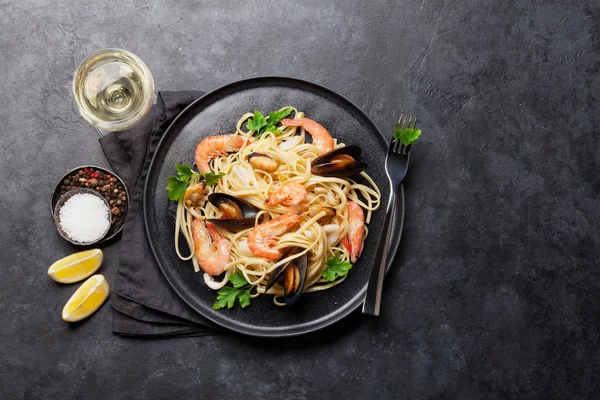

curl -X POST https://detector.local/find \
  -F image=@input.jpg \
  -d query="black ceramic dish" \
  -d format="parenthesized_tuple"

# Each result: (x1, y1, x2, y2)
(144, 76, 405, 337)
(51, 165, 130, 246)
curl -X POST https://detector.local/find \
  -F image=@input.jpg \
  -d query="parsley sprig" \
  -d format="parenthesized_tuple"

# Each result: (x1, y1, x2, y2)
(165, 163, 225, 202)
(393, 124, 422, 146)
(213, 272, 253, 310)
(321, 254, 353, 281)
(246, 107, 293, 138)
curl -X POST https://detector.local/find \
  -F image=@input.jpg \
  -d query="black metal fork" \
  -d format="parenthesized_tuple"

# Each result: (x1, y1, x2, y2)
(362, 113, 415, 316)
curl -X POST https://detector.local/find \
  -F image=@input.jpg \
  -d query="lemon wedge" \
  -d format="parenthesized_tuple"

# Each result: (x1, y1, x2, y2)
(48, 249, 103, 283)
(62, 274, 110, 322)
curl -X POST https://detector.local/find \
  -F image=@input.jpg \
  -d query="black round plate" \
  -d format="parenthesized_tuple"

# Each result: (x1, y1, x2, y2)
(144, 76, 404, 337)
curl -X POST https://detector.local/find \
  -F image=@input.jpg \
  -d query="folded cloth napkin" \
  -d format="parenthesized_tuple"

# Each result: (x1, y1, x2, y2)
(99, 91, 221, 337)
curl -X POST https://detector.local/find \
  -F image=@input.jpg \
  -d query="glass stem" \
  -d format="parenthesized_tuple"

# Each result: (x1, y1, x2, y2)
(95, 127, 106, 138)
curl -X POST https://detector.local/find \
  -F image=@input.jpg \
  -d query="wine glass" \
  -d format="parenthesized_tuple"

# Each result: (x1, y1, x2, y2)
(73, 48, 155, 135)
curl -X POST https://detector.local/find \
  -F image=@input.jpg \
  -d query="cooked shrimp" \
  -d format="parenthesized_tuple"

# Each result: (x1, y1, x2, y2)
(265, 182, 307, 207)
(280, 117, 334, 155)
(184, 182, 207, 207)
(191, 219, 230, 276)
(344, 201, 365, 263)
(248, 212, 305, 260)
(194, 134, 254, 173)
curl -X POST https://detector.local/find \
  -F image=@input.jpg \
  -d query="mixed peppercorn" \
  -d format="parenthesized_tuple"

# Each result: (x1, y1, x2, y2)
(59, 167, 128, 225)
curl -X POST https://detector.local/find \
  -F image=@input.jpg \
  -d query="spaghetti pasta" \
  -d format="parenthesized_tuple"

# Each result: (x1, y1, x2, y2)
(173, 107, 381, 306)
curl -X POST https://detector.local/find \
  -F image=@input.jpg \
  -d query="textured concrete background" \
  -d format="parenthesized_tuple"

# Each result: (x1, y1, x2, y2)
(1, 0, 599, 398)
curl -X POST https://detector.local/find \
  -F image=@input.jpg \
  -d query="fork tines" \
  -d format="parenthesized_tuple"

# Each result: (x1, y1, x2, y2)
(392, 113, 417, 155)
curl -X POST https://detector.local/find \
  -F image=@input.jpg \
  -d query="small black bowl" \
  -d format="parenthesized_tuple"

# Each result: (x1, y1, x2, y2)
(51, 165, 130, 245)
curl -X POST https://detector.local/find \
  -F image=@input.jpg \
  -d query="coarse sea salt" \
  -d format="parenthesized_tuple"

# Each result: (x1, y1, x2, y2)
(59, 193, 111, 243)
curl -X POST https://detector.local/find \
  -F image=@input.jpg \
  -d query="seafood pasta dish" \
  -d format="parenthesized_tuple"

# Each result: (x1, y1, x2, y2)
(166, 106, 381, 309)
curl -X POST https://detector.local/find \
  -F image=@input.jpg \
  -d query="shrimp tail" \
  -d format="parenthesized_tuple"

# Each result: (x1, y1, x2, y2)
(206, 222, 222, 241)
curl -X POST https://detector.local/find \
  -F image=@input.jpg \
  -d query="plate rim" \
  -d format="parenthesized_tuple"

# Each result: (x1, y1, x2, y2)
(143, 75, 405, 337)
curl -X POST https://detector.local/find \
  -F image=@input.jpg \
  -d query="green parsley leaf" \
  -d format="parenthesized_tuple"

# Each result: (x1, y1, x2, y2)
(228, 272, 249, 289)
(264, 107, 293, 134)
(266, 107, 292, 129)
(265, 126, 282, 135)
(203, 172, 225, 187)
(166, 163, 196, 202)
(175, 163, 194, 181)
(237, 288, 251, 308)
(322, 254, 353, 281)
(247, 107, 293, 138)
(166, 164, 226, 202)
(247, 110, 267, 134)
(212, 286, 240, 309)
(166, 176, 189, 202)
(393, 125, 422, 146)
(212, 275, 253, 310)
(268, 106, 293, 122)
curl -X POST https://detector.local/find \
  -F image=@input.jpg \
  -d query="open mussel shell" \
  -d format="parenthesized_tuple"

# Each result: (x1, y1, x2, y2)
(207, 217, 257, 230)
(206, 193, 262, 230)
(264, 248, 308, 306)
(311, 145, 367, 177)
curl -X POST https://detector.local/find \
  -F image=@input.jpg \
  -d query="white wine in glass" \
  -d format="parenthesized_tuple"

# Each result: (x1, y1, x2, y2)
(73, 48, 155, 132)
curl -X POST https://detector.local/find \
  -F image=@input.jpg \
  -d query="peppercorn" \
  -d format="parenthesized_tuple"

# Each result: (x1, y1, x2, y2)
(63, 179, 70, 185)
(121, 196, 126, 201)
(111, 178, 117, 183)
(98, 180, 105, 186)
(113, 189, 118, 194)
(90, 178, 98, 187)
(109, 200, 115, 205)
(113, 208, 120, 215)
(100, 186, 106, 192)
(111, 192, 117, 198)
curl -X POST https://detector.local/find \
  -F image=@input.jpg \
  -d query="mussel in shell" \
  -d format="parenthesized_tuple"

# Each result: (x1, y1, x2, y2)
(206, 193, 262, 230)
(248, 152, 280, 172)
(311, 145, 367, 177)
(184, 182, 208, 207)
(264, 248, 308, 306)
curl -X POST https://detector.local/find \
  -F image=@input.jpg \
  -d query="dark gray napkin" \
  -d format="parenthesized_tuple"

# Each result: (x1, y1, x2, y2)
(99, 91, 220, 337)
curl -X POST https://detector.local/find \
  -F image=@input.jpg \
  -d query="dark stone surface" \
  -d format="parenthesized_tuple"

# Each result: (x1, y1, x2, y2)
(0, 0, 598, 398)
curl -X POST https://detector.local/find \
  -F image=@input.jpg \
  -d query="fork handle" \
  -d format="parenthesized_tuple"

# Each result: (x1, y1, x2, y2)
(362, 190, 397, 316)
